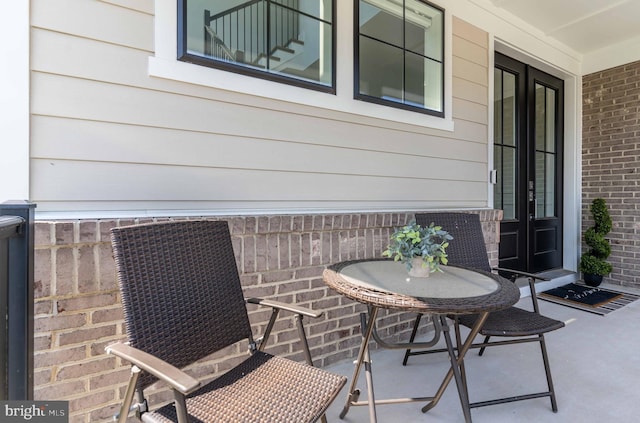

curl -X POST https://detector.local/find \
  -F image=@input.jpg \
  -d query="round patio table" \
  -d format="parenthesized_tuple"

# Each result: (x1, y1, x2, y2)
(323, 258, 520, 423)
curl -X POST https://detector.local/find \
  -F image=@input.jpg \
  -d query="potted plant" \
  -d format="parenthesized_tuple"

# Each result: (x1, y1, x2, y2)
(579, 198, 612, 287)
(382, 221, 452, 277)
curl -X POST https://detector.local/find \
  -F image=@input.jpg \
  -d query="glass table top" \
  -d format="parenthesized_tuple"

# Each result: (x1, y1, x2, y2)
(339, 260, 499, 299)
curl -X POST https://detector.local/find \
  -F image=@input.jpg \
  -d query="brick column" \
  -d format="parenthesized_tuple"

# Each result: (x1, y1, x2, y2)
(582, 60, 640, 288)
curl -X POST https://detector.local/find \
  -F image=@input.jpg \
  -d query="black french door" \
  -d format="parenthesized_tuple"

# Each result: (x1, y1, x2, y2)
(494, 53, 564, 273)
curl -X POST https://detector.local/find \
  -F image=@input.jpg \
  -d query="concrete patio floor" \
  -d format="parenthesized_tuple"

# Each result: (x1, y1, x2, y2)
(324, 282, 640, 423)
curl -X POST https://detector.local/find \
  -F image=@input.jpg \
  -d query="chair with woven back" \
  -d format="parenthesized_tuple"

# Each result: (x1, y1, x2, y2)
(106, 219, 346, 423)
(403, 212, 565, 413)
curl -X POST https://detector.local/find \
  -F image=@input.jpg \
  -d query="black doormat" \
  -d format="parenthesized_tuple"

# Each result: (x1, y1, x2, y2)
(539, 283, 640, 316)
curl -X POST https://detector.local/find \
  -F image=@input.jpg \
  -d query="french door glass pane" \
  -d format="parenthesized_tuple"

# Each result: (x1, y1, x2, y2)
(534, 83, 557, 218)
(535, 152, 556, 218)
(502, 146, 516, 220)
(546, 88, 556, 152)
(535, 83, 546, 151)
(494, 68, 517, 220)
(546, 153, 555, 216)
(503, 72, 516, 146)
(494, 69, 502, 145)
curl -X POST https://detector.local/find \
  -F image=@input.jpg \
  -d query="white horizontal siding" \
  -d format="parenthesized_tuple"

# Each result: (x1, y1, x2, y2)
(453, 35, 488, 68)
(100, 0, 153, 15)
(453, 77, 488, 107)
(31, 117, 487, 180)
(29, 1, 490, 216)
(31, 160, 487, 202)
(31, 0, 153, 51)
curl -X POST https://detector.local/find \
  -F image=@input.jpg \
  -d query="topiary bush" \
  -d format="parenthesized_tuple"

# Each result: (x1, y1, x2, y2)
(579, 198, 612, 276)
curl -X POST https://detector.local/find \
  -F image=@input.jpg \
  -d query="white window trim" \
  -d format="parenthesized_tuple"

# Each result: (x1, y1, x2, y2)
(151, 0, 454, 131)
(1, 1, 30, 201)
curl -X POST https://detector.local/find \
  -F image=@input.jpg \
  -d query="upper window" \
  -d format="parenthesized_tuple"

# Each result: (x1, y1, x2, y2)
(178, 0, 335, 92)
(355, 0, 444, 116)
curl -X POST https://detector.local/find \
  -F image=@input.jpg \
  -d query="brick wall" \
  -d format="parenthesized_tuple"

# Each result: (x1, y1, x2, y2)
(32, 210, 502, 422)
(582, 60, 640, 288)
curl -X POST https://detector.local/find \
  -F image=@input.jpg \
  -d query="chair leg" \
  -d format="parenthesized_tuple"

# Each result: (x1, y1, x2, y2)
(538, 334, 559, 412)
(464, 334, 560, 412)
(402, 314, 423, 365)
(478, 335, 490, 356)
(295, 314, 332, 423)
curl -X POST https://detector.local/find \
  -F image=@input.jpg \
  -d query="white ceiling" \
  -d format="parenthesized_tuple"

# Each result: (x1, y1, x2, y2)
(486, 0, 640, 55)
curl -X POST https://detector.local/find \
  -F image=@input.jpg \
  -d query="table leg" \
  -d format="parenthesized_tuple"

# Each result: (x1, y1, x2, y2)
(421, 312, 490, 423)
(440, 315, 472, 423)
(340, 306, 379, 422)
(363, 327, 377, 423)
(454, 317, 471, 409)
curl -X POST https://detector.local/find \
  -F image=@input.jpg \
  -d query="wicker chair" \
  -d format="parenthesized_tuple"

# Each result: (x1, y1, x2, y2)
(403, 212, 564, 412)
(106, 220, 346, 423)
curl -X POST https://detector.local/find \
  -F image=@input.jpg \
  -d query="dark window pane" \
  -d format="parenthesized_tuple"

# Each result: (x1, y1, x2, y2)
(181, 0, 334, 89)
(359, 36, 403, 101)
(405, 51, 425, 107)
(359, 0, 403, 48)
(405, 21, 426, 56)
(405, 0, 443, 61)
(405, 53, 442, 111)
(273, 0, 333, 21)
(357, 0, 444, 115)
(424, 58, 443, 111)
(272, 14, 333, 85)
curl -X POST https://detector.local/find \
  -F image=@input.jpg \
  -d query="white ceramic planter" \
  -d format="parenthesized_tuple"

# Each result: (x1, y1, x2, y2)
(408, 257, 430, 278)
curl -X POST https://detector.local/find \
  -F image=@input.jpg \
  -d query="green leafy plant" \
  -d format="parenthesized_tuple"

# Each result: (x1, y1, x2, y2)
(579, 198, 613, 276)
(382, 221, 453, 272)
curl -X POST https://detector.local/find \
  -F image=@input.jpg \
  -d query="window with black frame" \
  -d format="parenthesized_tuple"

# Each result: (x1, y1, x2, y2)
(355, 0, 444, 116)
(178, 0, 335, 92)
